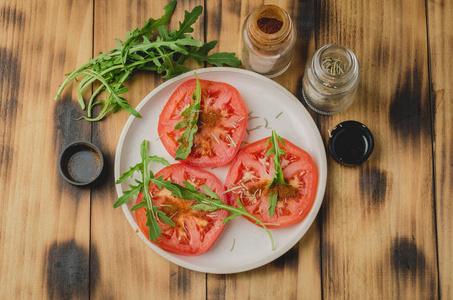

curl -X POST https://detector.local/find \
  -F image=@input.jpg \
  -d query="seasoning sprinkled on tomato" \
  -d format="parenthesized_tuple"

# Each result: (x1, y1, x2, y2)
(158, 79, 248, 168)
(224, 137, 318, 228)
(135, 163, 229, 255)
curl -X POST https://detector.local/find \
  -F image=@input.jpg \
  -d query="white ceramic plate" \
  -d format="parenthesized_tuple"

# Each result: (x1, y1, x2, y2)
(115, 67, 327, 274)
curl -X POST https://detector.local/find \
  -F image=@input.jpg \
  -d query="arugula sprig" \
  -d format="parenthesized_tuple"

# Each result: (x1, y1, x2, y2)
(55, 1, 241, 122)
(114, 139, 275, 251)
(266, 130, 291, 217)
(174, 73, 201, 160)
(114, 140, 174, 243)
(151, 178, 274, 250)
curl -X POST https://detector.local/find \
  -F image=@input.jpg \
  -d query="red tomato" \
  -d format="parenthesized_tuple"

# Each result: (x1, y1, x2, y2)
(135, 163, 228, 255)
(224, 137, 318, 228)
(158, 79, 248, 167)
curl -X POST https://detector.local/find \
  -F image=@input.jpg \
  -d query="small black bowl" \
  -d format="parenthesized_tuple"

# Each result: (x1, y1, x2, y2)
(59, 141, 104, 186)
(328, 121, 374, 166)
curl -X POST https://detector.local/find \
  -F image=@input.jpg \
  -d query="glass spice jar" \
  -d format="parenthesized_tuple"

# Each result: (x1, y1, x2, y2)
(302, 44, 361, 115)
(241, 5, 296, 78)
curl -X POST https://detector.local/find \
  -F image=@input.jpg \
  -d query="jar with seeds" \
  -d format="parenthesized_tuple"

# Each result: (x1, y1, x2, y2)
(302, 44, 361, 115)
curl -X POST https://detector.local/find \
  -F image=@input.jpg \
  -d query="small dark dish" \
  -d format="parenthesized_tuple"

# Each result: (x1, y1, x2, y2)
(59, 141, 104, 186)
(328, 121, 374, 166)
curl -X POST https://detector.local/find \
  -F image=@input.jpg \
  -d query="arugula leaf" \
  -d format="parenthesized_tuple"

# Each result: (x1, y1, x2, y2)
(202, 185, 220, 200)
(174, 73, 201, 160)
(146, 207, 162, 243)
(186, 41, 217, 65)
(268, 193, 278, 218)
(187, 50, 242, 68)
(266, 130, 291, 217)
(172, 5, 203, 40)
(55, 1, 241, 122)
(151, 177, 275, 250)
(191, 203, 218, 212)
(115, 163, 142, 184)
(121, 1, 177, 67)
(113, 140, 171, 243)
(131, 201, 146, 211)
(151, 175, 182, 196)
(114, 183, 142, 208)
(116, 139, 276, 251)
(140, 1, 177, 35)
(157, 210, 176, 227)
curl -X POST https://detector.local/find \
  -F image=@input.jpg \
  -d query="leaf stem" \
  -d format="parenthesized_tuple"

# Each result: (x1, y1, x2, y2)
(202, 199, 275, 251)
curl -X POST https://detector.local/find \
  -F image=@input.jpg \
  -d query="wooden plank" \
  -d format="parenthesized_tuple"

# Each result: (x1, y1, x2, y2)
(316, 0, 438, 298)
(89, 1, 206, 298)
(205, 0, 321, 299)
(427, 0, 453, 298)
(0, 0, 93, 298)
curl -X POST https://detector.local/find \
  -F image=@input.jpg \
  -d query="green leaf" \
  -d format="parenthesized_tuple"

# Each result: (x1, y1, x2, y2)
(202, 185, 220, 200)
(265, 130, 291, 217)
(114, 139, 176, 244)
(146, 209, 162, 243)
(186, 43, 241, 67)
(186, 40, 217, 65)
(142, 1, 176, 34)
(237, 197, 246, 210)
(182, 181, 197, 191)
(121, 102, 142, 118)
(191, 203, 217, 212)
(173, 5, 203, 40)
(131, 201, 146, 211)
(150, 176, 182, 196)
(140, 140, 149, 160)
(158, 25, 170, 41)
(174, 118, 189, 130)
(268, 193, 278, 218)
(222, 213, 240, 224)
(115, 162, 142, 184)
(113, 184, 141, 208)
(175, 73, 202, 160)
(157, 210, 176, 226)
(149, 155, 171, 166)
(121, 1, 176, 67)
(202, 52, 242, 67)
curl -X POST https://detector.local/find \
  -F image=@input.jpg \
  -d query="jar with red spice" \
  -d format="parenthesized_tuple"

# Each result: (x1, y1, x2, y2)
(241, 5, 296, 78)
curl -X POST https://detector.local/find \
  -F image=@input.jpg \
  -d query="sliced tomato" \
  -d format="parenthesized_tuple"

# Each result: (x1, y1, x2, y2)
(224, 137, 318, 228)
(135, 163, 228, 255)
(158, 78, 248, 167)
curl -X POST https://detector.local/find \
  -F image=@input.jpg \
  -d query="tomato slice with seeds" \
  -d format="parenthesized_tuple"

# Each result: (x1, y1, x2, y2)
(224, 137, 318, 228)
(158, 79, 248, 167)
(135, 163, 228, 255)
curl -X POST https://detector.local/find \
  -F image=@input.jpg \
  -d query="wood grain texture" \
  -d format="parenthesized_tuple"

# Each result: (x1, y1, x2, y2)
(427, 0, 453, 298)
(1, 0, 452, 298)
(316, 0, 438, 298)
(0, 0, 93, 299)
(205, 1, 321, 299)
(89, 1, 206, 298)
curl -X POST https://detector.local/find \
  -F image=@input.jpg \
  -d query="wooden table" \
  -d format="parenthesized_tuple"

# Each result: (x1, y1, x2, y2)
(1, 0, 451, 298)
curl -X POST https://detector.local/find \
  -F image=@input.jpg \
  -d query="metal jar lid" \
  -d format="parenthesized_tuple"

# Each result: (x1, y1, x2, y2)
(328, 121, 374, 165)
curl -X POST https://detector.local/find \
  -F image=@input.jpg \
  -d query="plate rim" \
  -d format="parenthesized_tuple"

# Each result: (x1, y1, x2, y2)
(114, 67, 327, 274)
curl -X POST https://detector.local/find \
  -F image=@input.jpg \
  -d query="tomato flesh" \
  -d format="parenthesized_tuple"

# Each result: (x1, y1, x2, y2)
(135, 163, 228, 255)
(224, 137, 318, 228)
(158, 79, 248, 167)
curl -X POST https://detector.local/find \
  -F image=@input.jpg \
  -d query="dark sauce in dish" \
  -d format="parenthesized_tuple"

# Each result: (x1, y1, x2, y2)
(59, 141, 104, 186)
